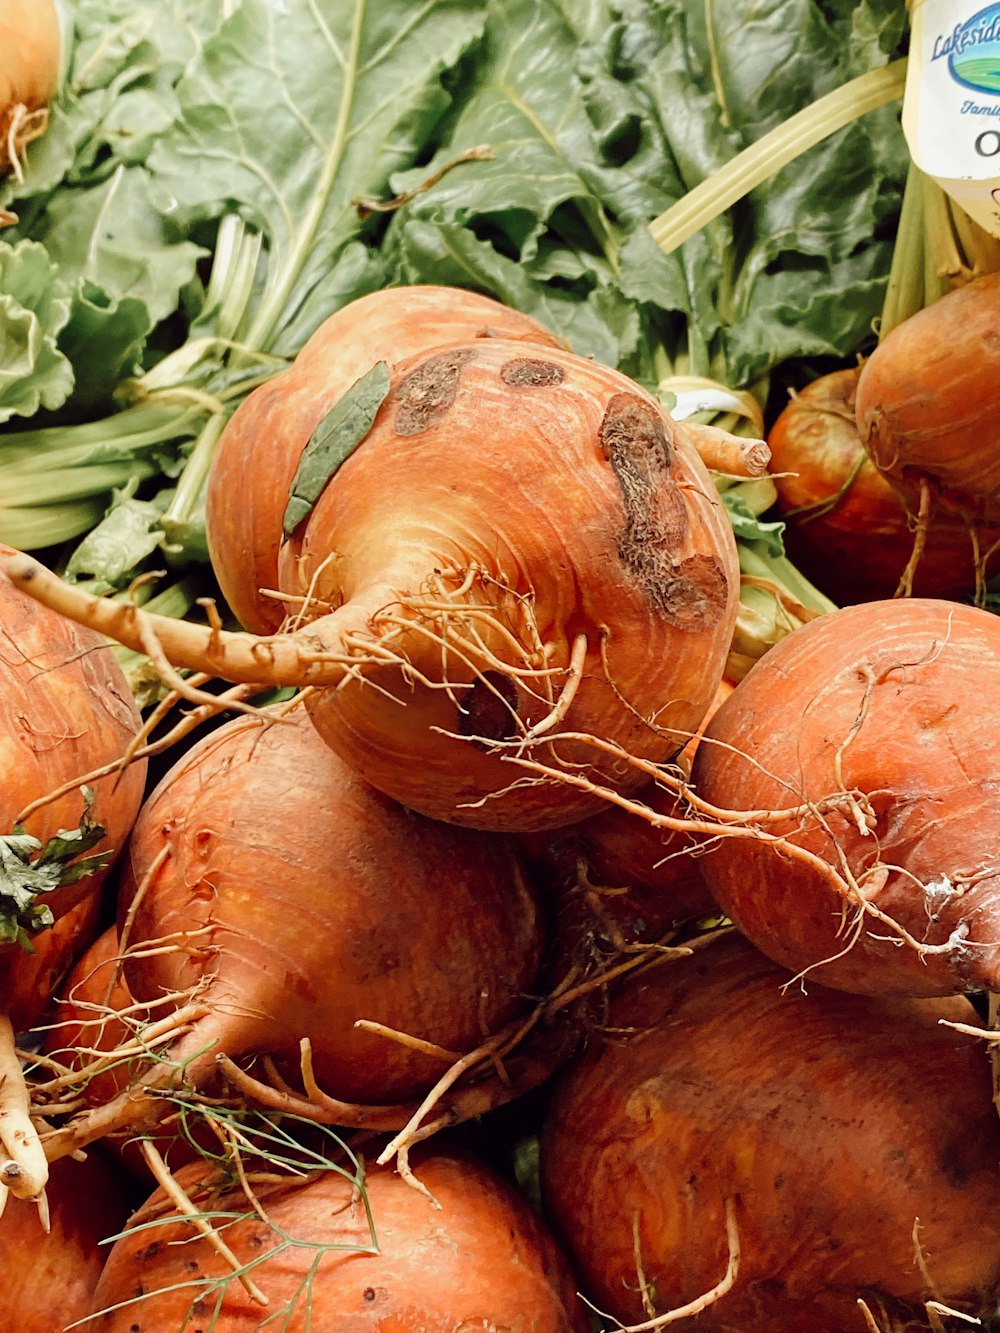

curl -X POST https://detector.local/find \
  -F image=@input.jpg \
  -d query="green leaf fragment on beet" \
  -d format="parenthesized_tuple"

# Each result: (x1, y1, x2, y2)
(283, 360, 392, 536)
(0, 788, 110, 947)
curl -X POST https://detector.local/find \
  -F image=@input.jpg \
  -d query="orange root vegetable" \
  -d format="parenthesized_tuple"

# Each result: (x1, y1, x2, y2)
(42, 704, 546, 1161)
(0, 1152, 133, 1332)
(690, 597, 1000, 997)
(0, 545, 144, 1200)
(1, 890, 102, 1037)
(0, 0, 60, 181)
(207, 284, 563, 633)
(769, 368, 1000, 602)
(43, 926, 213, 1178)
(855, 272, 1000, 524)
(4, 340, 740, 831)
(680, 421, 770, 478)
(541, 932, 1000, 1332)
(86, 1147, 590, 1331)
(1, 547, 146, 940)
(522, 801, 717, 951)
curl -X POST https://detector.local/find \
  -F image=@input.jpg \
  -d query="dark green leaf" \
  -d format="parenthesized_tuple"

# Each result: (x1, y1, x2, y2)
(0, 790, 110, 947)
(56, 283, 153, 413)
(283, 361, 391, 537)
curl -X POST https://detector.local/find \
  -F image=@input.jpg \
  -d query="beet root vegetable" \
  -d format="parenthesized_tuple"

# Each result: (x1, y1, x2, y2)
(42, 926, 210, 1180)
(0, 1152, 133, 1333)
(207, 284, 563, 633)
(541, 932, 1000, 1332)
(691, 597, 1000, 997)
(44, 926, 132, 1115)
(0, 547, 145, 1202)
(0, 548, 146, 937)
(4, 340, 740, 832)
(1, 890, 102, 1037)
(87, 1147, 589, 1332)
(855, 271, 1000, 525)
(43, 704, 547, 1163)
(769, 367, 1000, 602)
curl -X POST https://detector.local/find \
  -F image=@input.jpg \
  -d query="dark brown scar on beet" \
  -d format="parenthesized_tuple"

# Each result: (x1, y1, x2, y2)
(458, 670, 521, 748)
(394, 348, 476, 436)
(599, 391, 729, 623)
(499, 358, 566, 388)
(655, 554, 730, 630)
(601, 391, 674, 470)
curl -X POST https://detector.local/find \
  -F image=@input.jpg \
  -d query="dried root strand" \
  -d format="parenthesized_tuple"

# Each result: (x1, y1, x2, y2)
(0, 554, 360, 690)
(523, 632, 588, 739)
(2, 103, 49, 183)
(894, 476, 933, 598)
(586, 1196, 740, 1332)
(0, 1013, 48, 1207)
(215, 1049, 407, 1132)
(209, 937, 680, 1177)
(14, 676, 262, 829)
(141, 1140, 269, 1306)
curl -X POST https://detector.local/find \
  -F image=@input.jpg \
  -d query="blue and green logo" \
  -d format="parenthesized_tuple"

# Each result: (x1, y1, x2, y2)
(932, 3, 1000, 93)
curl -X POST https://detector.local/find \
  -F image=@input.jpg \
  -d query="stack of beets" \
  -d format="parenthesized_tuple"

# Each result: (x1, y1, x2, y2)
(3, 279, 1000, 1332)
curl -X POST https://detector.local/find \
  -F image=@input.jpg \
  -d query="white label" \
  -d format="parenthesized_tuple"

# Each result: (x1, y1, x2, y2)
(904, 0, 1000, 235)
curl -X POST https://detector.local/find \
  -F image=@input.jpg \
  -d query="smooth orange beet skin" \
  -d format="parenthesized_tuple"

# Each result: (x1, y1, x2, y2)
(769, 368, 999, 601)
(856, 272, 1000, 521)
(117, 706, 545, 1102)
(692, 598, 1000, 995)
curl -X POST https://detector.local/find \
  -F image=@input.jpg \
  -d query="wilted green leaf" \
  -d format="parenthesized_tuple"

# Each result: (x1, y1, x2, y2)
(284, 361, 391, 536)
(64, 479, 167, 591)
(0, 240, 74, 422)
(0, 791, 109, 947)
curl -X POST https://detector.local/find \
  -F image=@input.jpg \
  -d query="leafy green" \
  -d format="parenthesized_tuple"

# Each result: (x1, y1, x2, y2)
(721, 485, 786, 558)
(383, 0, 665, 377)
(63, 479, 167, 591)
(143, 0, 488, 353)
(2, 1, 224, 206)
(0, 241, 74, 422)
(385, 0, 908, 392)
(0, 791, 110, 949)
(284, 361, 391, 536)
(32, 165, 204, 325)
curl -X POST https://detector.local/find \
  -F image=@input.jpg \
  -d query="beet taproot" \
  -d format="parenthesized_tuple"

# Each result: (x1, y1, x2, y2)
(769, 367, 1000, 602)
(0, 0, 60, 178)
(0, 1153, 133, 1333)
(42, 704, 548, 1164)
(0, 545, 145, 1202)
(855, 271, 1000, 524)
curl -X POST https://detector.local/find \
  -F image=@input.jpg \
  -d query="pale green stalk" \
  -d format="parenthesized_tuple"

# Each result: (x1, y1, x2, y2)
(648, 61, 908, 255)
